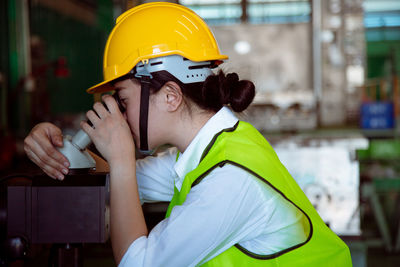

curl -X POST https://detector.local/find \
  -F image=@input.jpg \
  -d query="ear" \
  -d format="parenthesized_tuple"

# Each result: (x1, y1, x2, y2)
(161, 81, 183, 112)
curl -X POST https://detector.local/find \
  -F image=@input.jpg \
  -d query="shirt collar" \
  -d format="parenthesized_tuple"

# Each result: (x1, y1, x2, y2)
(174, 106, 239, 191)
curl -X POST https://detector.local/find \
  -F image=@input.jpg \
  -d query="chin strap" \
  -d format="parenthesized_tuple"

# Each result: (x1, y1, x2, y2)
(139, 75, 151, 151)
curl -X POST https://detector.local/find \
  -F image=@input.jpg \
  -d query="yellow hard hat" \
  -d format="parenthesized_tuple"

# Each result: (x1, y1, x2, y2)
(87, 2, 228, 94)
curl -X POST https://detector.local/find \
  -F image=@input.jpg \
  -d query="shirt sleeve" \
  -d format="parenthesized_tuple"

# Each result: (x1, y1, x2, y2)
(119, 164, 277, 267)
(136, 147, 177, 203)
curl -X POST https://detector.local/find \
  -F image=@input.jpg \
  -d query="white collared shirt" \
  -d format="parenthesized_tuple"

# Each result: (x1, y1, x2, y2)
(119, 107, 307, 267)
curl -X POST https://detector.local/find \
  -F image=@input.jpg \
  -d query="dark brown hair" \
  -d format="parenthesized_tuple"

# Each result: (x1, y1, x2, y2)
(148, 70, 255, 112)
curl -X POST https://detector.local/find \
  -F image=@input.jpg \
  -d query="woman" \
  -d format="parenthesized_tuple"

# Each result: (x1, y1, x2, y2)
(24, 2, 351, 266)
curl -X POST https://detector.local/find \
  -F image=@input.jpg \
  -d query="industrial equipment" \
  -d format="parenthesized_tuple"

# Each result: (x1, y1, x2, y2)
(0, 172, 109, 266)
(0, 94, 125, 266)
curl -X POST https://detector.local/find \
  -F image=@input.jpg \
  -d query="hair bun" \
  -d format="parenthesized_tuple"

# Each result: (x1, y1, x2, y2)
(220, 72, 255, 112)
(151, 69, 255, 113)
(220, 73, 238, 104)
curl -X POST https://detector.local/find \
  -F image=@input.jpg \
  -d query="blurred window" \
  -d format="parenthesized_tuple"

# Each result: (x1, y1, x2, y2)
(247, 0, 310, 24)
(364, 0, 400, 28)
(181, 0, 242, 25)
(180, 0, 310, 25)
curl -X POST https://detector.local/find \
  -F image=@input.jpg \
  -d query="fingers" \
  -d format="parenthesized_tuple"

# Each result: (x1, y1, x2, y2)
(24, 132, 69, 180)
(86, 109, 101, 126)
(81, 120, 95, 137)
(102, 95, 120, 114)
(93, 101, 109, 119)
(92, 96, 119, 118)
(25, 147, 66, 180)
(46, 124, 64, 147)
(88, 97, 117, 126)
(86, 97, 121, 128)
(33, 128, 70, 168)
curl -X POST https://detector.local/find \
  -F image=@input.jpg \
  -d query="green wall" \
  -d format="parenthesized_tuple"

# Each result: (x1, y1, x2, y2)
(366, 28, 400, 79)
(0, 0, 9, 134)
(0, 0, 9, 81)
(30, 3, 112, 115)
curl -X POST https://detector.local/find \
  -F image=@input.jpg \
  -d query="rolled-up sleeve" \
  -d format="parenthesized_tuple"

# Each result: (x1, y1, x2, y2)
(136, 147, 177, 203)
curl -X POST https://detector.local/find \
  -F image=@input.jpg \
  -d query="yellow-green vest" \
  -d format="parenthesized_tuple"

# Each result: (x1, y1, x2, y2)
(166, 121, 352, 266)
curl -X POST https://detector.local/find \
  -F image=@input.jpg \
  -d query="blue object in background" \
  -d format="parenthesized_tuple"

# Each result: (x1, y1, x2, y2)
(361, 102, 395, 129)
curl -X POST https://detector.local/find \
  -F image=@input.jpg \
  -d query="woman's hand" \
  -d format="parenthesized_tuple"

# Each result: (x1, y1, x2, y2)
(83, 95, 146, 264)
(24, 122, 70, 180)
(81, 95, 135, 167)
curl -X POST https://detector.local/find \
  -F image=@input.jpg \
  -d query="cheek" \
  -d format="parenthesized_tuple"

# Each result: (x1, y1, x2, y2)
(147, 101, 164, 139)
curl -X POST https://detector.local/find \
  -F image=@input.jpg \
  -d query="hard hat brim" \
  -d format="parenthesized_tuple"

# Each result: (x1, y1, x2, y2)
(87, 78, 116, 94)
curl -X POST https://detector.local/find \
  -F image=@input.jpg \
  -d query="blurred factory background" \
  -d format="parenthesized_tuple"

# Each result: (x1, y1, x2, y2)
(0, 0, 400, 266)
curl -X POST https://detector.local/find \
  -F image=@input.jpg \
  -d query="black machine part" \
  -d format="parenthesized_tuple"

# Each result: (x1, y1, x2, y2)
(3, 173, 109, 246)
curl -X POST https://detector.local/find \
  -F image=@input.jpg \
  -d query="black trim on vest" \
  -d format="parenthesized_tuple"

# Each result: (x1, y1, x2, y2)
(192, 160, 314, 260)
(199, 121, 239, 163)
(191, 123, 314, 260)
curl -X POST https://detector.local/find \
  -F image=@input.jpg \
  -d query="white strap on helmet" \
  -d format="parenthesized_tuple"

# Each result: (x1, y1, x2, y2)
(135, 55, 213, 83)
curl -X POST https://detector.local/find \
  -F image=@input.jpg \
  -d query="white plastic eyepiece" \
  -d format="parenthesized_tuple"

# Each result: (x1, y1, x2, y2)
(71, 129, 92, 150)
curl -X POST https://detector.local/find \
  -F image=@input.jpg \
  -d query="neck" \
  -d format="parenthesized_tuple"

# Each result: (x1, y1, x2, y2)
(170, 110, 215, 153)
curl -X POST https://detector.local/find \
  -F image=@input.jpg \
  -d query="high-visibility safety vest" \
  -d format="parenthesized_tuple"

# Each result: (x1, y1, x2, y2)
(166, 121, 352, 266)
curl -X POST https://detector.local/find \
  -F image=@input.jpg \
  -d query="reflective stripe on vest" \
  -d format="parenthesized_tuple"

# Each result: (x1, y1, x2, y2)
(166, 121, 352, 267)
